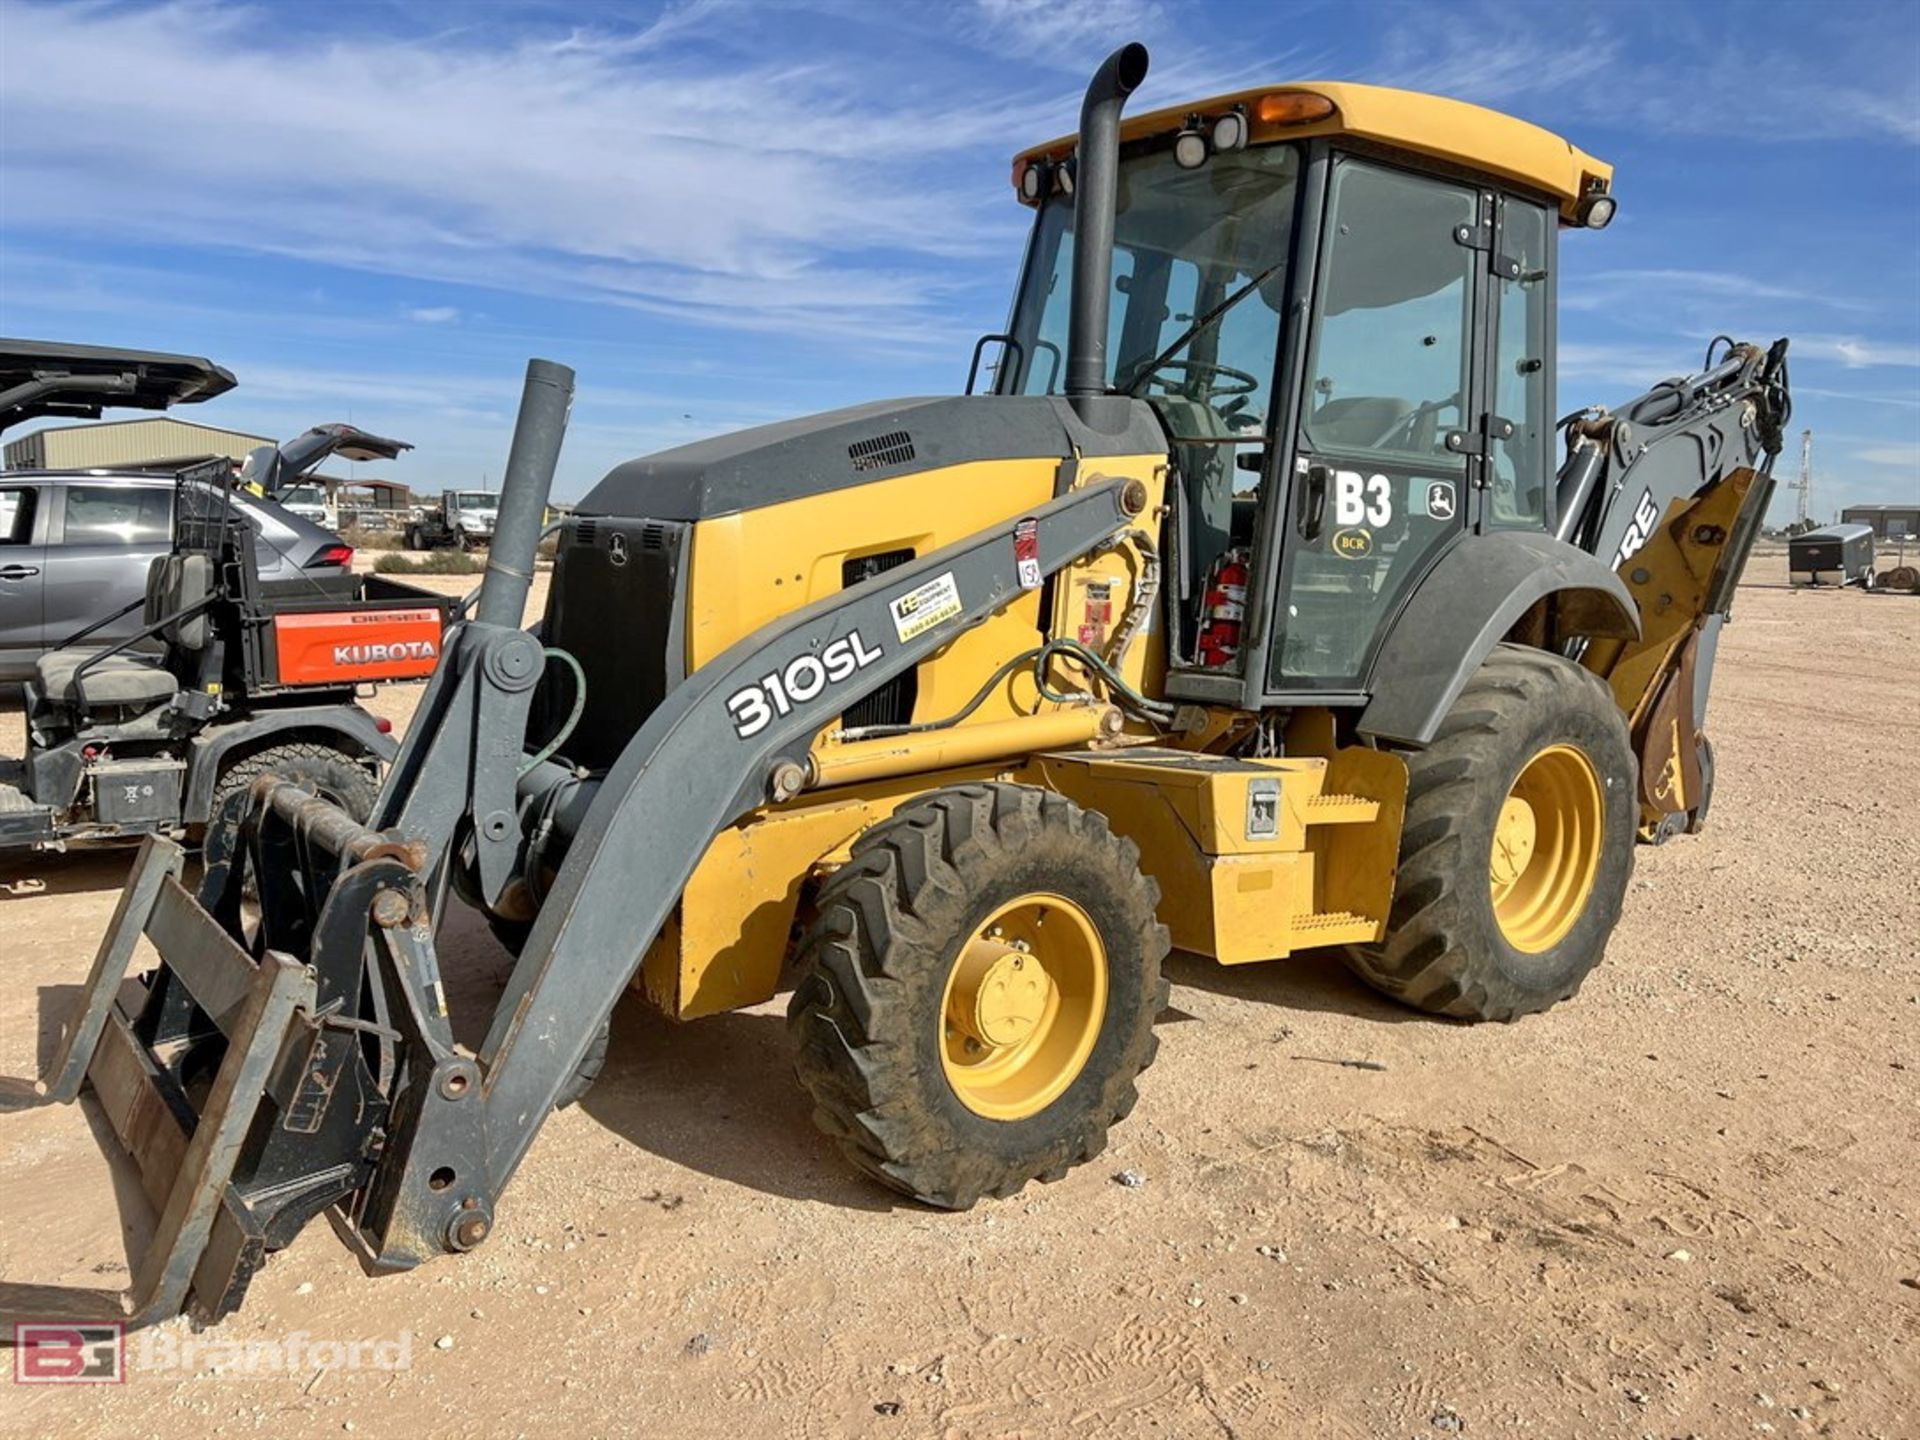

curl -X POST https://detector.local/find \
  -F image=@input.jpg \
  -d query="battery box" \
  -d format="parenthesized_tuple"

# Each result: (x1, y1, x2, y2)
(91, 759, 186, 826)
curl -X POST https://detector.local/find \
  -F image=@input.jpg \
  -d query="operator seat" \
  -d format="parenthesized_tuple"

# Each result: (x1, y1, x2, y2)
(34, 553, 213, 709)
(1308, 396, 1413, 451)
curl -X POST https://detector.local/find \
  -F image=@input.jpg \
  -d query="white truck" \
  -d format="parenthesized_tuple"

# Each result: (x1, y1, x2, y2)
(405, 488, 499, 550)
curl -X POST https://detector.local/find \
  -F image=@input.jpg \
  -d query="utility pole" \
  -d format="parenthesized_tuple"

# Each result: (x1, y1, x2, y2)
(1794, 429, 1813, 529)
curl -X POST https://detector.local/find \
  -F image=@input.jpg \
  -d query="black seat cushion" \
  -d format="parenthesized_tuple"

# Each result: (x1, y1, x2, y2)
(34, 649, 178, 707)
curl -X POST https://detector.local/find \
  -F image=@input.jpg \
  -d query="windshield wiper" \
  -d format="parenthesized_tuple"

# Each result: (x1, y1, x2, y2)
(1122, 259, 1286, 396)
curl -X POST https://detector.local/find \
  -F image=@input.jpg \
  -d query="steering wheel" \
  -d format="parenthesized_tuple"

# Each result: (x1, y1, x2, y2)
(1137, 358, 1261, 402)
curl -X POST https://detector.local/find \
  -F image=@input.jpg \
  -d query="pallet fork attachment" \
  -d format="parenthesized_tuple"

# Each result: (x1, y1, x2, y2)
(5, 357, 1148, 1329)
(7, 835, 317, 1327)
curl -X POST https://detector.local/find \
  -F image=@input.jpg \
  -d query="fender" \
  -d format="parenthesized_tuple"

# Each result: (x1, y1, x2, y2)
(183, 704, 398, 822)
(1357, 530, 1640, 748)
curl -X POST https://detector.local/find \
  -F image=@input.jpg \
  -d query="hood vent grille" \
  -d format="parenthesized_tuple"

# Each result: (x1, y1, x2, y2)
(848, 430, 915, 472)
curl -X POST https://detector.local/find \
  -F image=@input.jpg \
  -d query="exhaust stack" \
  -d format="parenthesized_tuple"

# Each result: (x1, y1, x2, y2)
(1065, 41, 1150, 429)
(478, 357, 574, 630)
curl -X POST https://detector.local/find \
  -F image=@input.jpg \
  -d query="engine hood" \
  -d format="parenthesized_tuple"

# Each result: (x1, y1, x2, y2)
(578, 394, 1166, 521)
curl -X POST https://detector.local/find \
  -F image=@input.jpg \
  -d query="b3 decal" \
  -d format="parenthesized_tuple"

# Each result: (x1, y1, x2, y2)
(1332, 470, 1394, 527)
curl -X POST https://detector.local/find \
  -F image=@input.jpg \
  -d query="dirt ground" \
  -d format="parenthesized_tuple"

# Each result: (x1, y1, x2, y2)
(1, 555, 1915, 1439)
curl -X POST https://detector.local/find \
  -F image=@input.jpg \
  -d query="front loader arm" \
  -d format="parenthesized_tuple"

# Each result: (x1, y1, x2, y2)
(15, 352, 1149, 1326)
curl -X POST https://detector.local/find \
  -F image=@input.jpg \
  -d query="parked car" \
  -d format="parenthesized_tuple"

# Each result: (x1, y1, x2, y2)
(0, 470, 355, 681)
(277, 482, 336, 528)
(236, 422, 411, 524)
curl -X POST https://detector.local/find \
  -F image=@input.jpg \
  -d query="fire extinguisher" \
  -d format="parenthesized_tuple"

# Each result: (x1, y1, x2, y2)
(1196, 548, 1249, 668)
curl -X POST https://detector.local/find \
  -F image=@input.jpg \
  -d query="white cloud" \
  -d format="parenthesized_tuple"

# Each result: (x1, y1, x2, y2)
(970, 0, 1165, 59)
(1794, 384, 1920, 411)
(1581, 269, 1866, 312)
(407, 306, 461, 325)
(1795, 336, 1920, 370)
(1371, 21, 1620, 109)
(0, 1, 1039, 347)
(1556, 340, 1702, 391)
(1369, 7, 1917, 148)
(1853, 443, 1920, 470)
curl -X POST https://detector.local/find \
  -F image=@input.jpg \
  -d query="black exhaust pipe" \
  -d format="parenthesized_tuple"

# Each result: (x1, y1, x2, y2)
(1065, 41, 1150, 429)
(478, 357, 574, 630)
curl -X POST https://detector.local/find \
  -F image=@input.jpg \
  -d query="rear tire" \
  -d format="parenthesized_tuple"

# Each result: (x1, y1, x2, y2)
(1344, 644, 1636, 1022)
(789, 783, 1169, 1209)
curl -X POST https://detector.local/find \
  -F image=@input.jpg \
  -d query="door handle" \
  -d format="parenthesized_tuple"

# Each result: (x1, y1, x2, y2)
(0, 565, 40, 579)
(1296, 463, 1329, 542)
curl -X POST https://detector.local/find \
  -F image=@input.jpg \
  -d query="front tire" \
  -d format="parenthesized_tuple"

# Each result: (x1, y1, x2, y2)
(789, 783, 1168, 1208)
(1344, 645, 1636, 1021)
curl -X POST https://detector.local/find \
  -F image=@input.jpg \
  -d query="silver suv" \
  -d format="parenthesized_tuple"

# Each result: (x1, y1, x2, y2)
(0, 472, 354, 681)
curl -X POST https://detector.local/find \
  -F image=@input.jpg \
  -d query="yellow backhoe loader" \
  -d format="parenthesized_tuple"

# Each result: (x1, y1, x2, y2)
(9, 41, 1789, 1328)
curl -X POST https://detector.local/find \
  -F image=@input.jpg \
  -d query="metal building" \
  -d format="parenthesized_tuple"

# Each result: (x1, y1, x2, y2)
(1841, 502, 1920, 541)
(2, 417, 272, 472)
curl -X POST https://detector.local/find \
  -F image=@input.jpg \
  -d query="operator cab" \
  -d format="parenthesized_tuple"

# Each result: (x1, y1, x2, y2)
(997, 84, 1609, 706)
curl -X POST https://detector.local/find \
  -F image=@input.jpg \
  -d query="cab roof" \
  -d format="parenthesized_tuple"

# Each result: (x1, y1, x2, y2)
(1014, 80, 1612, 222)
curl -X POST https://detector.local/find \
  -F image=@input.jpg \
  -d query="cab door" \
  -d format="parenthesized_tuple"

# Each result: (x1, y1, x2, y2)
(1267, 157, 1483, 692)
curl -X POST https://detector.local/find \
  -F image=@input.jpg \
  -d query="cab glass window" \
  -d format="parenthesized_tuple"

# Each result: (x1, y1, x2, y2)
(1006, 141, 1301, 444)
(1487, 199, 1552, 527)
(1302, 161, 1474, 467)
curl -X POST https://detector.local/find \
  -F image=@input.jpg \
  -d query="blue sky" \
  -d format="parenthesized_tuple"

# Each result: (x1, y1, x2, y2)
(1, 0, 1916, 521)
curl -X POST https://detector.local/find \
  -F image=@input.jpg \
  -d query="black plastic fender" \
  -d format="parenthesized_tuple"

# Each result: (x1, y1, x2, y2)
(1357, 530, 1640, 748)
(183, 705, 397, 822)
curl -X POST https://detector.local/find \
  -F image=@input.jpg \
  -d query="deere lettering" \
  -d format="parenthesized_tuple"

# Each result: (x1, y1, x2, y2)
(331, 639, 440, 666)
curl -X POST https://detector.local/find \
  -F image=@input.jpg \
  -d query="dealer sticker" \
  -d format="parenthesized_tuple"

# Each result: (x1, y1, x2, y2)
(889, 571, 963, 641)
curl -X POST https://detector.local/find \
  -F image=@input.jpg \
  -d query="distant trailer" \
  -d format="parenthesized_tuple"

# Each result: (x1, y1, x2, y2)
(1788, 523, 1876, 588)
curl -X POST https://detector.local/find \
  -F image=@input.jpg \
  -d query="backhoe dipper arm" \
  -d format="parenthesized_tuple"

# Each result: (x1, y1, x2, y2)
(1557, 338, 1790, 578)
(1554, 337, 1791, 837)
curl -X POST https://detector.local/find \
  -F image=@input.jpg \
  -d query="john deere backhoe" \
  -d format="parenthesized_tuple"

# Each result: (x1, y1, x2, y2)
(8, 42, 1789, 1328)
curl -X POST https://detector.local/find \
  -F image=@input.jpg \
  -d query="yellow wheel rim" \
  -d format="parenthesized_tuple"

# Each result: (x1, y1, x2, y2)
(940, 893, 1108, 1121)
(1489, 743, 1604, 954)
